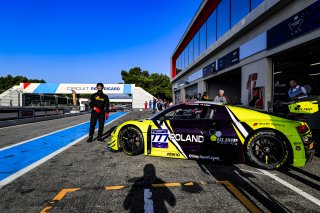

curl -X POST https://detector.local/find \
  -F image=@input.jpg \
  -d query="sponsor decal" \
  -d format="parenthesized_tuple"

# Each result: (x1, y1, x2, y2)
(151, 129, 204, 147)
(95, 96, 105, 101)
(102, 87, 121, 91)
(66, 86, 121, 91)
(217, 138, 238, 145)
(294, 107, 313, 111)
(188, 154, 220, 161)
(166, 152, 181, 157)
(210, 130, 238, 146)
(253, 122, 285, 127)
(169, 134, 204, 143)
(67, 87, 90, 91)
(152, 129, 169, 148)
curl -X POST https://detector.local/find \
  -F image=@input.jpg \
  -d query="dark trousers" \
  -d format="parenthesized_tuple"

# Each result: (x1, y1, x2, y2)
(89, 111, 105, 137)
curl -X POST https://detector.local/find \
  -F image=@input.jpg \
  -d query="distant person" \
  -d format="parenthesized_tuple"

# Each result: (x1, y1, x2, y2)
(164, 100, 168, 109)
(201, 92, 209, 101)
(249, 87, 261, 108)
(149, 100, 152, 109)
(213, 90, 227, 104)
(158, 99, 163, 111)
(144, 101, 148, 111)
(87, 83, 110, 143)
(288, 80, 308, 100)
(152, 98, 157, 114)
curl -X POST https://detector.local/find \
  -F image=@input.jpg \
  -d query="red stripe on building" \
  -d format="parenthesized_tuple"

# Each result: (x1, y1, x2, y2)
(172, 0, 221, 78)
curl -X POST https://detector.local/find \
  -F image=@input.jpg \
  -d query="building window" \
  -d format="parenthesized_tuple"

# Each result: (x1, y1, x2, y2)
(231, 0, 250, 27)
(184, 47, 188, 68)
(200, 22, 207, 54)
(188, 39, 194, 65)
(176, 55, 181, 74)
(217, 0, 231, 39)
(194, 31, 200, 59)
(181, 51, 185, 70)
(207, 10, 217, 48)
(251, 0, 263, 11)
(175, 57, 178, 74)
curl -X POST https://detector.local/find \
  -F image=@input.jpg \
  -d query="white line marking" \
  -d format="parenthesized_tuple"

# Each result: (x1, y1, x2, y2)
(0, 113, 88, 130)
(160, 122, 187, 159)
(226, 107, 248, 137)
(0, 113, 114, 151)
(258, 169, 320, 207)
(0, 113, 127, 188)
(0, 121, 89, 151)
(239, 168, 265, 175)
(144, 188, 154, 213)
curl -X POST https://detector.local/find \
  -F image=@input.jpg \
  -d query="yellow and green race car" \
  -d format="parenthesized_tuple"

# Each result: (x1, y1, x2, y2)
(108, 101, 318, 170)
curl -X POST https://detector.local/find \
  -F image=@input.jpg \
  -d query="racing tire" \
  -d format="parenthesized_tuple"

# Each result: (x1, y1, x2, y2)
(245, 130, 289, 170)
(119, 125, 144, 156)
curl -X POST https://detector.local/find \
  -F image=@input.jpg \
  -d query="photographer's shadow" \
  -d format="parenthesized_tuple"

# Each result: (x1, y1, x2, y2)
(123, 164, 176, 213)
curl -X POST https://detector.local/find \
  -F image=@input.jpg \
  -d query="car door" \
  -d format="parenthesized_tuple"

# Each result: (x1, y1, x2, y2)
(161, 105, 221, 160)
(208, 105, 244, 162)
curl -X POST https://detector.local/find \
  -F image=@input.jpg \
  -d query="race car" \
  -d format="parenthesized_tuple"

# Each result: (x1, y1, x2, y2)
(108, 101, 318, 170)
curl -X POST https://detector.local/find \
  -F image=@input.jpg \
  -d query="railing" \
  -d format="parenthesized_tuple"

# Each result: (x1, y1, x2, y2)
(0, 106, 81, 121)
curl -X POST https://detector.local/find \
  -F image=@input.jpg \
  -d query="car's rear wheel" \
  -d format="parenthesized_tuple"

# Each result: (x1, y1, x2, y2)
(119, 125, 144, 156)
(245, 130, 289, 170)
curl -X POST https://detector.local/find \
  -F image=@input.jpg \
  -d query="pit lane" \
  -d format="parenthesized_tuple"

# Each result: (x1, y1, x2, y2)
(0, 111, 319, 212)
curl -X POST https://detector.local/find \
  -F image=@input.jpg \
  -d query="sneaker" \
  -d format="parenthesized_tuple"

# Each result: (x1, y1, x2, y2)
(87, 136, 93, 143)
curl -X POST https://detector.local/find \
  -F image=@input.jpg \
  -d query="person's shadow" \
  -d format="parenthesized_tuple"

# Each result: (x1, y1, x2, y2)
(123, 164, 176, 213)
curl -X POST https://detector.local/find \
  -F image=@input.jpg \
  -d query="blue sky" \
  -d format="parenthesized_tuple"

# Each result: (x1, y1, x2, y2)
(0, 0, 202, 83)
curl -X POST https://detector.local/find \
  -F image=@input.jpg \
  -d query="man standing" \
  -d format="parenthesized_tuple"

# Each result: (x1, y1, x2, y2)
(288, 80, 308, 100)
(87, 83, 110, 142)
(213, 90, 227, 104)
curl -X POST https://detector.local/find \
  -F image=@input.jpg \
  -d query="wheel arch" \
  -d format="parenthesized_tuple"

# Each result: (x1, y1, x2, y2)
(244, 127, 294, 165)
(117, 124, 145, 155)
(117, 124, 143, 148)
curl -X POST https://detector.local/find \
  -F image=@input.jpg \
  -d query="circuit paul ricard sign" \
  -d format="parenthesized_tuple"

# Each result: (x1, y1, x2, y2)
(20, 83, 133, 94)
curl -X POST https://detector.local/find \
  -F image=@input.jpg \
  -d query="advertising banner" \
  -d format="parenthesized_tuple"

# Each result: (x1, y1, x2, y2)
(20, 83, 133, 94)
(218, 49, 239, 71)
(267, 1, 320, 49)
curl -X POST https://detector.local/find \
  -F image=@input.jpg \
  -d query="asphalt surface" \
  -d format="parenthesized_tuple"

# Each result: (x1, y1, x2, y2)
(0, 111, 319, 212)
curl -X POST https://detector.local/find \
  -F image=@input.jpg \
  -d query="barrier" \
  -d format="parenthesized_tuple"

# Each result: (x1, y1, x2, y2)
(0, 106, 78, 121)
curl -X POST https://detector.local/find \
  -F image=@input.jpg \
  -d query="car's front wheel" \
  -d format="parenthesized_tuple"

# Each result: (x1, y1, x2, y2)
(245, 130, 289, 170)
(119, 125, 144, 156)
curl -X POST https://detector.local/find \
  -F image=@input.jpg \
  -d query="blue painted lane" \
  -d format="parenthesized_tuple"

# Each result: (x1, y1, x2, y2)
(0, 112, 126, 181)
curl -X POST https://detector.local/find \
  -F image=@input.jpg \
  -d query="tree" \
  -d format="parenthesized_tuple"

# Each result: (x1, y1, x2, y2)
(121, 67, 172, 101)
(0, 75, 46, 92)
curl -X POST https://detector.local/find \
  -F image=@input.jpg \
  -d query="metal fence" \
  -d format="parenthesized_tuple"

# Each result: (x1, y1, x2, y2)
(0, 89, 85, 121)
(0, 106, 81, 121)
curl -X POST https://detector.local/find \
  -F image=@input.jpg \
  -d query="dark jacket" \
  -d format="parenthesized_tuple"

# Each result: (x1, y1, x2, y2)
(89, 91, 110, 112)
